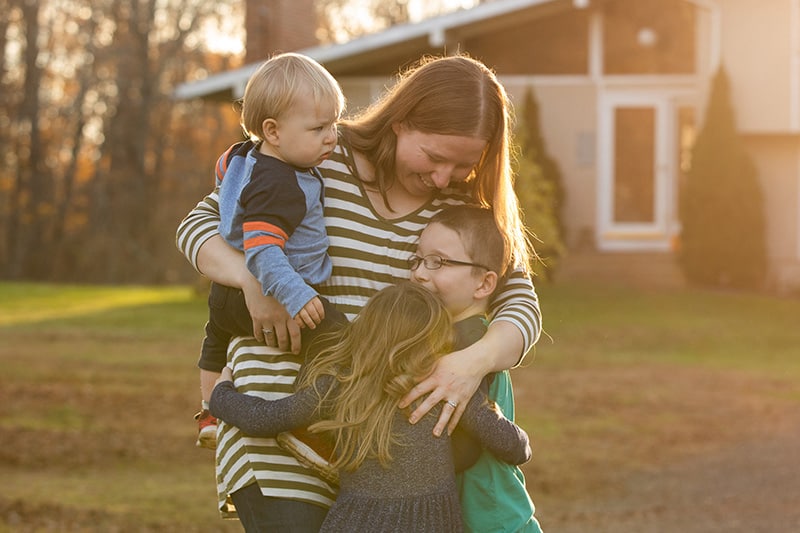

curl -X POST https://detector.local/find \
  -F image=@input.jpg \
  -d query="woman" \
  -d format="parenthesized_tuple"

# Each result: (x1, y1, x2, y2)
(176, 53, 542, 531)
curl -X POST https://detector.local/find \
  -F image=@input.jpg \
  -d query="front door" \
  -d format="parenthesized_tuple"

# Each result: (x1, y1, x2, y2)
(597, 91, 695, 251)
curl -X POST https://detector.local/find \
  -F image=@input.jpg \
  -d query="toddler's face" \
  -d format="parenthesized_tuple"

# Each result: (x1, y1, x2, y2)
(272, 85, 339, 168)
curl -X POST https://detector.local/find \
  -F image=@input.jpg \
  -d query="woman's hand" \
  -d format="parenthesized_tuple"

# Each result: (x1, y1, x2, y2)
(195, 235, 303, 353)
(399, 347, 485, 437)
(398, 320, 524, 436)
(242, 278, 302, 353)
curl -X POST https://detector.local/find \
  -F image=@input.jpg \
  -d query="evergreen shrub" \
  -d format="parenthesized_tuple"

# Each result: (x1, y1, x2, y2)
(679, 66, 766, 288)
(513, 88, 565, 282)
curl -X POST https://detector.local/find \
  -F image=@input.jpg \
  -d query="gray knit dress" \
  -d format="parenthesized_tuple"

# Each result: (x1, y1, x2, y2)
(210, 378, 531, 533)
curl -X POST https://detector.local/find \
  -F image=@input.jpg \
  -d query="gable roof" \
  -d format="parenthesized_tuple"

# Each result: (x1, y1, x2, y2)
(174, 0, 580, 101)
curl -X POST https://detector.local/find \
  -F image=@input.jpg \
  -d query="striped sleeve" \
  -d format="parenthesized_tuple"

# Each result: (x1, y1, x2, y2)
(175, 188, 222, 273)
(487, 268, 542, 364)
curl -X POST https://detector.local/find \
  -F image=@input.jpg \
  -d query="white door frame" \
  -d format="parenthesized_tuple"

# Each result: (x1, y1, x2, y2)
(597, 89, 694, 252)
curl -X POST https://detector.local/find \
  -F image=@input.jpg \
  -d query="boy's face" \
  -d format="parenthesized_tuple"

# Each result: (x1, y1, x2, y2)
(411, 222, 491, 322)
(270, 85, 339, 168)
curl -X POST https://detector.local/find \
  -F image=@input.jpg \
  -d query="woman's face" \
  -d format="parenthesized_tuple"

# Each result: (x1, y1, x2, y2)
(392, 123, 486, 199)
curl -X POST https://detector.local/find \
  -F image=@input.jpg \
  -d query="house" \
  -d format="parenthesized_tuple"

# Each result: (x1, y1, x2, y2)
(176, 0, 800, 292)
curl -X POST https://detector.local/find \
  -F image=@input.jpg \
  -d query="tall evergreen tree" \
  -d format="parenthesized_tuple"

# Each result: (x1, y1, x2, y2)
(514, 88, 565, 281)
(679, 66, 766, 288)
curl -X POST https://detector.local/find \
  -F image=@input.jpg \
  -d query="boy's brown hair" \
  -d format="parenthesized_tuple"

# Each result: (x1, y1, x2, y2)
(429, 205, 510, 279)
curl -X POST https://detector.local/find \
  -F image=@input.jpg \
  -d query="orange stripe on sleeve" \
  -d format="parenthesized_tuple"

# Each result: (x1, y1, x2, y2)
(245, 235, 285, 250)
(215, 145, 236, 184)
(243, 222, 289, 241)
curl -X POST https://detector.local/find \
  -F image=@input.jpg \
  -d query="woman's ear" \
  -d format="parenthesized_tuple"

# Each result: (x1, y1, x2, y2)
(262, 118, 279, 145)
(474, 270, 498, 300)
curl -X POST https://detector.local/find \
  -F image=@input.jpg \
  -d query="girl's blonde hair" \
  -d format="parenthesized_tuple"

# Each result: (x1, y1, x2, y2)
(340, 53, 533, 271)
(297, 282, 453, 471)
(240, 52, 345, 141)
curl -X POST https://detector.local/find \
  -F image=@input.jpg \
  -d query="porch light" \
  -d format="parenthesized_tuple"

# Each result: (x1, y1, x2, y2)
(637, 27, 658, 48)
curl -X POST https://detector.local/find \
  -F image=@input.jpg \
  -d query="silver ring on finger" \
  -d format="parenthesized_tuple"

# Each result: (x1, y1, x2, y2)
(446, 400, 458, 409)
(262, 329, 276, 344)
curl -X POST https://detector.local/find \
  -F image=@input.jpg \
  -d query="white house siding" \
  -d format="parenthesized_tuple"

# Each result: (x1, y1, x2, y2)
(717, 0, 800, 289)
(504, 78, 599, 249)
(720, 0, 795, 133)
(744, 135, 800, 291)
(338, 77, 391, 115)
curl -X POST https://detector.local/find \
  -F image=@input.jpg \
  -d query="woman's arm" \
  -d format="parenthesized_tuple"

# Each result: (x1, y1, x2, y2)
(399, 269, 541, 435)
(486, 269, 543, 359)
(175, 190, 302, 351)
(203, 236, 303, 351)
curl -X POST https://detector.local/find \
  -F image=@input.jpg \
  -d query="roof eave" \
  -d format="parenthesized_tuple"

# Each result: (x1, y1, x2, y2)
(173, 0, 571, 100)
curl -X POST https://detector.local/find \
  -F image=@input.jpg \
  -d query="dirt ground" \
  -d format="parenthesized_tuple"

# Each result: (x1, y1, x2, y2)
(3, 350, 798, 532)
(517, 364, 800, 533)
(537, 428, 800, 532)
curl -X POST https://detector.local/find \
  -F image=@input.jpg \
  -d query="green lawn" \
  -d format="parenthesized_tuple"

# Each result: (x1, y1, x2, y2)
(1, 281, 798, 531)
(536, 281, 800, 376)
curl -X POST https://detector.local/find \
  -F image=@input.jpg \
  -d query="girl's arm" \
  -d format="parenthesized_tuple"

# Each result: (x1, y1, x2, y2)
(400, 270, 541, 435)
(459, 390, 531, 466)
(175, 190, 303, 352)
(209, 370, 322, 436)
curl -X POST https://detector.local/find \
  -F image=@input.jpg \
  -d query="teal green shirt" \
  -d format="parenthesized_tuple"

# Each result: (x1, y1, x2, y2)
(455, 317, 541, 533)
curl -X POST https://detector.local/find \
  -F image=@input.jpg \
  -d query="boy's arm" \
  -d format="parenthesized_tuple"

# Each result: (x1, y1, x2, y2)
(240, 168, 323, 321)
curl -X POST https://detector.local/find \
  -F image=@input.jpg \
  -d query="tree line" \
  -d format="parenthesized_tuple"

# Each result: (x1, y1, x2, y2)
(1, 0, 251, 284)
(2, 0, 567, 285)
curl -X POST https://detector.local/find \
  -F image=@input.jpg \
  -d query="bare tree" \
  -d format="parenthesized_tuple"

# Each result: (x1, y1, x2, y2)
(0, 0, 242, 282)
(315, 0, 478, 44)
(6, 0, 48, 278)
(1, 0, 480, 282)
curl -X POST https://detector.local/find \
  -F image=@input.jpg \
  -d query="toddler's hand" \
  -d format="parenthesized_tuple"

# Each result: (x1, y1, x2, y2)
(295, 297, 325, 329)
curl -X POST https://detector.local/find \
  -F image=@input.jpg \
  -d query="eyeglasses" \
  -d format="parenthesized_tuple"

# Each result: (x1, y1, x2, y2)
(408, 254, 489, 271)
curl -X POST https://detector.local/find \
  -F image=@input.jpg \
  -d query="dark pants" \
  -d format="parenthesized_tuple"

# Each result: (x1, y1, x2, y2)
(230, 482, 328, 532)
(198, 283, 347, 372)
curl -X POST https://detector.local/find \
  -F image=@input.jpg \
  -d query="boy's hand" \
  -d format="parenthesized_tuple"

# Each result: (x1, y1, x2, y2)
(214, 366, 233, 388)
(294, 297, 325, 329)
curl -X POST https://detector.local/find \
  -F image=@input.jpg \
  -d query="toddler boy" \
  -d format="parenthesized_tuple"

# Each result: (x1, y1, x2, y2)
(195, 52, 347, 448)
